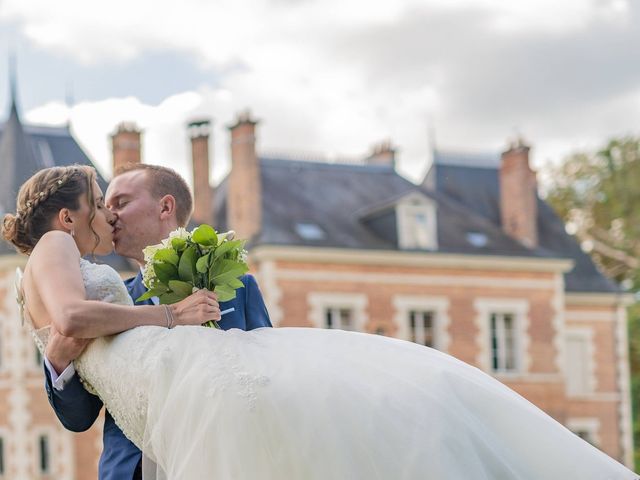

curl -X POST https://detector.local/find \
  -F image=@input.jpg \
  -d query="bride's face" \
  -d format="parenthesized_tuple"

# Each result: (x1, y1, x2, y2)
(71, 181, 115, 256)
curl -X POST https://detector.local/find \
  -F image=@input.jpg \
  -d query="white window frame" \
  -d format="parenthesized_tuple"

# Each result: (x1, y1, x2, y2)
(308, 293, 367, 331)
(393, 296, 450, 351)
(396, 193, 437, 250)
(474, 298, 530, 375)
(564, 327, 596, 397)
(566, 417, 601, 447)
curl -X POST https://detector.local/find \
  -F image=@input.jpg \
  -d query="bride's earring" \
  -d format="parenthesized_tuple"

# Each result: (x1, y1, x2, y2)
(71, 228, 75, 238)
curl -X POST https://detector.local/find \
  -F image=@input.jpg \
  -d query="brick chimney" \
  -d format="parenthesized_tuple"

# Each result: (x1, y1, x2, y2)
(499, 138, 538, 248)
(365, 140, 396, 168)
(227, 110, 261, 240)
(111, 122, 141, 174)
(188, 118, 214, 225)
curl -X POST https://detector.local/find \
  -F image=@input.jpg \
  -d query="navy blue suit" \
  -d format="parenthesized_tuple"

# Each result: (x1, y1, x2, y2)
(44, 272, 272, 480)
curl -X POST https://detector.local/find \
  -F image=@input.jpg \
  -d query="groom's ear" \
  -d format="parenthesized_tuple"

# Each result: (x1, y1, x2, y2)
(158, 194, 177, 220)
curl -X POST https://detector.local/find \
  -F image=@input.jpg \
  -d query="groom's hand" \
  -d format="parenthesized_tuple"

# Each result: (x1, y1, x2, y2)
(45, 328, 92, 374)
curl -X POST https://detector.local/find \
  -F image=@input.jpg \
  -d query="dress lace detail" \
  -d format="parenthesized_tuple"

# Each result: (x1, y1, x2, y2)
(73, 259, 158, 448)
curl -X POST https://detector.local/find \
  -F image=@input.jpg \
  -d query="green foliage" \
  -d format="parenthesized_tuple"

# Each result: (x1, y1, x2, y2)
(137, 226, 249, 323)
(545, 136, 640, 469)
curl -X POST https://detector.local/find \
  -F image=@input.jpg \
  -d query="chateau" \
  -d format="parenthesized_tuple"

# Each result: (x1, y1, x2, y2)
(0, 83, 634, 477)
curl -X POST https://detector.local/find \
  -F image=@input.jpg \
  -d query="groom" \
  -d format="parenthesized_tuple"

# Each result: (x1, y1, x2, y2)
(43, 163, 272, 480)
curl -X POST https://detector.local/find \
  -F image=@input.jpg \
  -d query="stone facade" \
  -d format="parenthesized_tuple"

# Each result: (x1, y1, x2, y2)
(0, 259, 102, 479)
(252, 247, 633, 466)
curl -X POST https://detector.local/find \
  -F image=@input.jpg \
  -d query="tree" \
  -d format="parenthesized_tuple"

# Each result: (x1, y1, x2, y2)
(544, 136, 640, 468)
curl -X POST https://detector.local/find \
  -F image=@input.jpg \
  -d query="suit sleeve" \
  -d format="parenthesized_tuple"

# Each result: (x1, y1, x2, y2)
(44, 363, 103, 432)
(244, 274, 273, 330)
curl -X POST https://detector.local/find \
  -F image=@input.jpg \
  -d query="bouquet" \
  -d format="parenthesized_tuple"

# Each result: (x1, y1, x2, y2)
(137, 224, 249, 328)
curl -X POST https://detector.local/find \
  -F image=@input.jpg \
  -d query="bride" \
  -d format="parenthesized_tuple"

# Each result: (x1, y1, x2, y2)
(2, 165, 637, 479)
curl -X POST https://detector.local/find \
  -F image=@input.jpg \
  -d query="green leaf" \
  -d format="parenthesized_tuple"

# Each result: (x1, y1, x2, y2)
(228, 277, 245, 289)
(213, 239, 244, 260)
(154, 262, 178, 284)
(191, 225, 218, 246)
(210, 265, 249, 285)
(136, 285, 168, 302)
(214, 284, 237, 302)
(196, 253, 210, 273)
(168, 280, 193, 297)
(208, 258, 236, 278)
(178, 245, 197, 282)
(154, 248, 179, 266)
(171, 237, 187, 251)
(158, 291, 187, 304)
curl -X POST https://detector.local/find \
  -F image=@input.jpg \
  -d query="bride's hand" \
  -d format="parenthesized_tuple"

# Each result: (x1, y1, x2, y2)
(170, 289, 221, 326)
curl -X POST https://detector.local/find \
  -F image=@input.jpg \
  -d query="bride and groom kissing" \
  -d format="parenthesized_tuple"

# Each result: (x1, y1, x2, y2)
(3, 163, 636, 479)
(40, 163, 272, 479)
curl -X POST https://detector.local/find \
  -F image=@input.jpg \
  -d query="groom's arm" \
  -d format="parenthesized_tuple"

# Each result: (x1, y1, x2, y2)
(243, 274, 273, 329)
(44, 364, 104, 432)
(43, 330, 103, 432)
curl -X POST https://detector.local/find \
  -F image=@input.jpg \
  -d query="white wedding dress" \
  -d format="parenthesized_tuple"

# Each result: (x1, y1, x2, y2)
(23, 259, 637, 479)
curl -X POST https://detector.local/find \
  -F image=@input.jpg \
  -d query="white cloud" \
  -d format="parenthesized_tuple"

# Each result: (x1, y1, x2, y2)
(9, 0, 640, 188)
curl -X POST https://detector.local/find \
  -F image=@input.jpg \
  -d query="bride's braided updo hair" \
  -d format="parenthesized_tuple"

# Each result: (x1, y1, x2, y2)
(2, 165, 97, 254)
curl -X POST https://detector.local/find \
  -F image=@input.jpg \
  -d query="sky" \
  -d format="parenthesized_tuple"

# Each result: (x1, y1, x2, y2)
(1, 0, 639, 188)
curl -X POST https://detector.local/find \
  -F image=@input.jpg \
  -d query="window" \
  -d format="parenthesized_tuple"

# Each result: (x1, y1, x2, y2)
(565, 329, 594, 396)
(0, 436, 4, 476)
(295, 223, 326, 241)
(325, 307, 354, 330)
(567, 418, 600, 448)
(409, 310, 435, 347)
(35, 346, 43, 367)
(393, 296, 450, 351)
(308, 293, 367, 332)
(396, 196, 437, 250)
(38, 435, 50, 474)
(490, 313, 518, 372)
(473, 299, 529, 374)
(466, 232, 488, 248)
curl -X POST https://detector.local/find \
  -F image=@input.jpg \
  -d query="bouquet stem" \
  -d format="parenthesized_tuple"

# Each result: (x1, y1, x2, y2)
(204, 320, 221, 329)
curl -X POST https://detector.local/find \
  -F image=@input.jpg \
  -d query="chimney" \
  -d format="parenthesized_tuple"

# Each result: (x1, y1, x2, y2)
(227, 110, 261, 240)
(111, 122, 142, 174)
(188, 118, 214, 226)
(365, 140, 396, 168)
(499, 138, 538, 248)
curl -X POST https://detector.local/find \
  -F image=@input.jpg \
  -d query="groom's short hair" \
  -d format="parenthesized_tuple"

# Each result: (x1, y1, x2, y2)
(114, 164, 193, 226)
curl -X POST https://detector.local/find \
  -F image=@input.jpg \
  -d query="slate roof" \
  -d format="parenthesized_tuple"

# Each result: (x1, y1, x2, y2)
(213, 151, 619, 293)
(424, 150, 620, 293)
(0, 90, 130, 270)
(214, 157, 549, 255)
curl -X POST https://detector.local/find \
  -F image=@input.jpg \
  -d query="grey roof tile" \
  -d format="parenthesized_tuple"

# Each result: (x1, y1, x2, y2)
(426, 150, 620, 293)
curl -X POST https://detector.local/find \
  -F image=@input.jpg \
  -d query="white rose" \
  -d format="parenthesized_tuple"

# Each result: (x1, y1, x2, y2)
(163, 227, 190, 247)
(142, 243, 163, 263)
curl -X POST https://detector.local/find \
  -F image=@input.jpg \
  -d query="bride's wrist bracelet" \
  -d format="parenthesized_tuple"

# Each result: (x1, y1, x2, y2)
(163, 305, 175, 329)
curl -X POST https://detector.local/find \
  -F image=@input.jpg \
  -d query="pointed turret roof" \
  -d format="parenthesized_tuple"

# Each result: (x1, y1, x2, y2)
(0, 60, 42, 218)
(0, 64, 120, 267)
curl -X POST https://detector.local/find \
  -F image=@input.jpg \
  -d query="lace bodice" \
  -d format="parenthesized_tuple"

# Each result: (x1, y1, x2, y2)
(73, 259, 171, 448)
(19, 258, 168, 448)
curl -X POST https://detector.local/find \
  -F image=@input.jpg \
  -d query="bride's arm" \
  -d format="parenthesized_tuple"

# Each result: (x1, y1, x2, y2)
(30, 231, 220, 338)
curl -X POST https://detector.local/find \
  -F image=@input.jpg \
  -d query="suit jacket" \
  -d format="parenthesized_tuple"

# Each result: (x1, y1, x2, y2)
(44, 271, 272, 480)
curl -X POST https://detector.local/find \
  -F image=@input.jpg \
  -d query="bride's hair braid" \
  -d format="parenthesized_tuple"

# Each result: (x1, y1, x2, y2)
(1, 165, 97, 255)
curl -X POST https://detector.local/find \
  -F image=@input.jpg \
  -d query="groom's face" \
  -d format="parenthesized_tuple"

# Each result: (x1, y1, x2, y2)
(106, 170, 165, 264)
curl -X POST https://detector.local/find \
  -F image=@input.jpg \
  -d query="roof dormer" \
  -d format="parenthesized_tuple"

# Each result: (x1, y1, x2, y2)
(396, 192, 437, 250)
